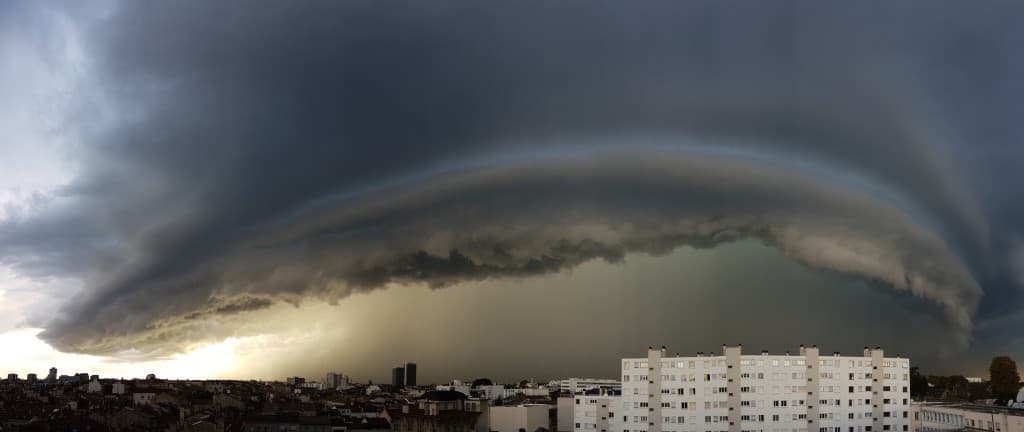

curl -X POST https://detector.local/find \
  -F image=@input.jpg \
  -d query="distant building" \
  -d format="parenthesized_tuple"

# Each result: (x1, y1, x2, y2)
(26, 373, 37, 383)
(549, 378, 621, 394)
(489, 404, 551, 432)
(326, 372, 340, 388)
(475, 384, 507, 401)
(389, 390, 481, 432)
(88, 376, 102, 393)
(287, 376, 306, 385)
(46, 367, 57, 382)
(113, 381, 126, 394)
(326, 371, 350, 388)
(965, 376, 985, 383)
(133, 392, 157, 406)
(7, 373, 16, 382)
(502, 387, 551, 399)
(437, 381, 472, 397)
(393, 367, 406, 388)
(405, 363, 418, 387)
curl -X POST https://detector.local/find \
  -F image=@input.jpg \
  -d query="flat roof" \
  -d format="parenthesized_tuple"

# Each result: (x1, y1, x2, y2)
(917, 402, 1024, 417)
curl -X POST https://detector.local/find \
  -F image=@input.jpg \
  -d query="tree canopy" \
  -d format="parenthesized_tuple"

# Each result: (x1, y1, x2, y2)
(989, 356, 1021, 402)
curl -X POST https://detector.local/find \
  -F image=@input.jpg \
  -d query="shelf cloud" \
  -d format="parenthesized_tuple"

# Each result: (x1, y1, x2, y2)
(1, 1, 1021, 366)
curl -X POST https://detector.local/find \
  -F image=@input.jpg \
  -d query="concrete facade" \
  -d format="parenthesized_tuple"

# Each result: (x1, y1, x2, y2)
(560, 397, 577, 432)
(576, 346, 910, 432)
(490, 405, 550, 432)
(575, 393, 619, 432)
(910, 402, 1024, 432)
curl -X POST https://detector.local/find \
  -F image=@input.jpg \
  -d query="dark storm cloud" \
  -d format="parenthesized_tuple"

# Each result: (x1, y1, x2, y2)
(1, 1, 1022, 359)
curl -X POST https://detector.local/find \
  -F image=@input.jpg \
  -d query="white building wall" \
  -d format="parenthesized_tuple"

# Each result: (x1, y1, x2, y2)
(490, 405, 551, 432)
(575, 394, 622, 432)
(579, 346, 910, 432)
(910, 402, 1024, 432)
(560, 397, 577, 432)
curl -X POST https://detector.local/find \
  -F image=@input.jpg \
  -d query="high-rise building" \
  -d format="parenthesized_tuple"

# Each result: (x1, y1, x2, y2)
(575, 346, 911, 432)
(46, 367, 57, 382)
(7, 373, 16, 382)
(26, 373, 37, 383)
(405, 362, 417, 387)
(392, 366, 406, 388)
(325, 372, 349, 388)
(326, 372, 339, 388)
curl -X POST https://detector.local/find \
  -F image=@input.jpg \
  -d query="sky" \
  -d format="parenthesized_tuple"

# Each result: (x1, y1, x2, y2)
(1, 0, 1023, 384)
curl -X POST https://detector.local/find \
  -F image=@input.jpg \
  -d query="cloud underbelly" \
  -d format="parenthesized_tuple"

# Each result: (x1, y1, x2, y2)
(38, 149, 981, 356)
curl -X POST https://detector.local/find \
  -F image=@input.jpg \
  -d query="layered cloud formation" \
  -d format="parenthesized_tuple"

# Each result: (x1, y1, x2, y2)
(1, 1, 1022, 362)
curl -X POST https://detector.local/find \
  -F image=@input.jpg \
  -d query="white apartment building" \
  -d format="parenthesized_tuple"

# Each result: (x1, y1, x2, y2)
(910, 402, 1024, 432)
(575, 391, 621, 432)
(553, 378, 623, 394)
(576, 346, 911, 432)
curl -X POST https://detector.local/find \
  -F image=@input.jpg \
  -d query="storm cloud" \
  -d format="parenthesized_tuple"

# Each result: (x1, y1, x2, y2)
(1, 1, 1022, 363)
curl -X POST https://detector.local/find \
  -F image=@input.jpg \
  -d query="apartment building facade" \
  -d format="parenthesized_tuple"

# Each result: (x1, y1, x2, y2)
(575, 346, 910, 432)
(910, 402, 1024, 432)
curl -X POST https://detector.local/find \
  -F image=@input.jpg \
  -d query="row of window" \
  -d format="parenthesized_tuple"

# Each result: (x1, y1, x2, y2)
(624, 359, 910, 370)
(617, 399, 909, 411)
(625, 374, 909, 385)
(918, 410, 1001, 431)
(577, 424, 909, 432)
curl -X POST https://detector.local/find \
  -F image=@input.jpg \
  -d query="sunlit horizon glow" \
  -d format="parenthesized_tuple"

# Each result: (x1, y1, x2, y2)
(0, 327, 240, 380)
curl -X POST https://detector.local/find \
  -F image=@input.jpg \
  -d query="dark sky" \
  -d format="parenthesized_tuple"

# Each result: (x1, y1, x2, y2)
(1, 0, 1023, 381)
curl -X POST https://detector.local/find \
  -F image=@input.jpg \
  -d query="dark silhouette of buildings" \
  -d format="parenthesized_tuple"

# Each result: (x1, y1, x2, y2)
(404, 363, 417, 387)
(391, 366, 405, 388)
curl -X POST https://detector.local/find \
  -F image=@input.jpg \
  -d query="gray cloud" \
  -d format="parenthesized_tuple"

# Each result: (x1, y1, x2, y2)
(31, 151, 981, 356)
(1, 1, 1021, 363)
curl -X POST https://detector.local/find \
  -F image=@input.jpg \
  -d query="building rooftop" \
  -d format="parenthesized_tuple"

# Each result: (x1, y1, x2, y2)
(420, 390, 469, 401)
(916, 402, 1024, 417)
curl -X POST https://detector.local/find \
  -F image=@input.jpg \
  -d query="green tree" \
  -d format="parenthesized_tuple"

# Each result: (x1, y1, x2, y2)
(947, 375, 970, 400)
(989, 356, 1021, 402)
(909, 367, 929, 399)
(928, 375, 950, 393)
(968, 381, 992, 401)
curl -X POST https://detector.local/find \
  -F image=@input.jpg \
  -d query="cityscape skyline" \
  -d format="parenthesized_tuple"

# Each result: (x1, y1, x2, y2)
(0, 344, 1019, 432)
(0, 342, 996, 385)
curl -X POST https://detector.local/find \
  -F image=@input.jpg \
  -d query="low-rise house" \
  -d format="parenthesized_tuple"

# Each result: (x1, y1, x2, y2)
(389, 390, 482, 432)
